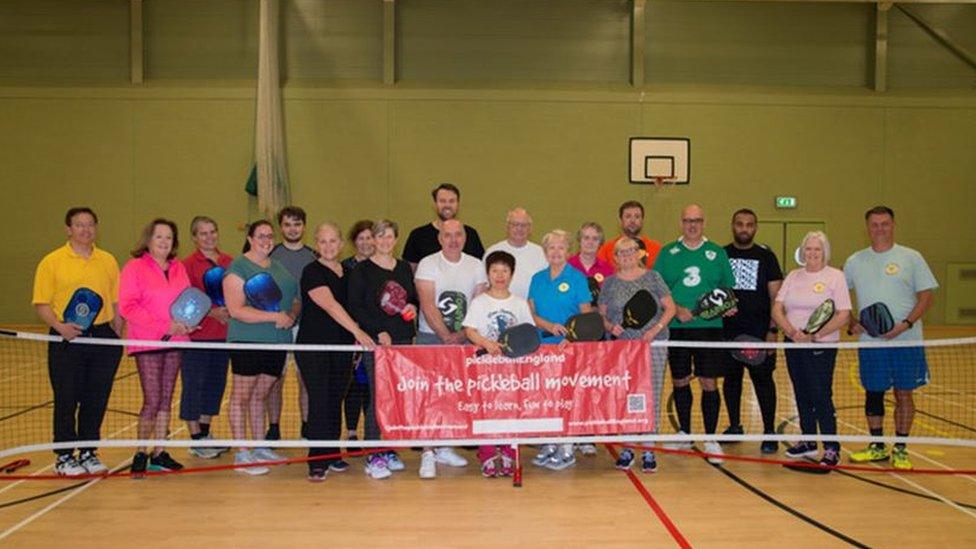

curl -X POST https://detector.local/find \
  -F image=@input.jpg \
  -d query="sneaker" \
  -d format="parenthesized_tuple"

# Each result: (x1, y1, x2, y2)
(577, 444, 598, 456)
(328, 459, 350, 473)
(202, 434, 230, 455)
(543, 448, 577, 471)
(434, 447, 468, 467)
(532, 444, 557, 467)
(188, 446, 221, 460)
(641, 451, 658, 473)
(365, 454, 392, 480)
(307, 468, 327, 482)
(784, 442, 818, 459)
(148, 451, 184, 472)
(130, 451, 148, 478)
(722, 424, 744, 442)
(891, 447, 913, 470)
(385, 451, 405, 472)
(499, 453, 515, 477)
(55, 454, 87, 477)
(234, 450, 270, 475)
(664, 431, 693, 450)
(702, 441, 724, 465)
(78, 451, 108, 474)
(819, 448, 840, 470)
(615, 448, 635, 470)
(849, 444, 889, 463)
(760, 439, 779, 454)
(481, 455, 499, 478)
(265, 425, 281, 441)
(251, 447, 284, 463)
(419, 450, 437, 479)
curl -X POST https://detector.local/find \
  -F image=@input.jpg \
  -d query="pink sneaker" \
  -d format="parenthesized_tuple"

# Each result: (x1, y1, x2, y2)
(499, 454, 514, 477)
(481, 455, 499, 478)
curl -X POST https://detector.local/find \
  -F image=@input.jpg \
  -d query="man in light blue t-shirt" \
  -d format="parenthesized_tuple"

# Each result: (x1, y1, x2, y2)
(843, 206, 937, 471)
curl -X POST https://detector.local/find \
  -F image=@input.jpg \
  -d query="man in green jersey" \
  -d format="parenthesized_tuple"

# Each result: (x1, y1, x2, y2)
(654, 204, 735, 464)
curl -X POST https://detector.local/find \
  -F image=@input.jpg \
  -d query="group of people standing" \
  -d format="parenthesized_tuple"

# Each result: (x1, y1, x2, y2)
(31, 181, 936, 481)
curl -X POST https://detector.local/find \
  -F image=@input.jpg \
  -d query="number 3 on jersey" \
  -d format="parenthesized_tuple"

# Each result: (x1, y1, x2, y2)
(683, 266, 701, 287)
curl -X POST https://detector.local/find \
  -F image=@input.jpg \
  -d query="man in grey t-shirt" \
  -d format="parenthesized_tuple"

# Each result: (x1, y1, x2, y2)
(266, 206, 316, 441)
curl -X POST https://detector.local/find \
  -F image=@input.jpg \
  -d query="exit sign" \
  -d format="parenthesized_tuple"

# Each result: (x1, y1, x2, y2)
(775, 196, 797, 209)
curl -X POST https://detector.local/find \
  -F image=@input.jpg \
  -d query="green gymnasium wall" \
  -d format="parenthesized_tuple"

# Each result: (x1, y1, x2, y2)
(0, 1, 974, 324)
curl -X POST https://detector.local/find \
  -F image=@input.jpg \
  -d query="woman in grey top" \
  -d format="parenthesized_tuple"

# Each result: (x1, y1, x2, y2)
(598, 237, 676, 473)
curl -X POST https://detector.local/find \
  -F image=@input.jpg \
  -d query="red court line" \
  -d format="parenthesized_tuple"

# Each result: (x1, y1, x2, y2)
(0, 448, 388, 481)
(604, 444, 692, 549)
(619, 443, 976, 475)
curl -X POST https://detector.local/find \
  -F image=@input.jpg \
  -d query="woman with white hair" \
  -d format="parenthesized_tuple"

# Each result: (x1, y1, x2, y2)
(527, 229, 593, 471)
(771, 231, 851, 471)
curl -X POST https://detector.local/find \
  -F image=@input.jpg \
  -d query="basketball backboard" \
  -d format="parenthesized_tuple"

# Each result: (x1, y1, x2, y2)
(629, 137, 690, 185)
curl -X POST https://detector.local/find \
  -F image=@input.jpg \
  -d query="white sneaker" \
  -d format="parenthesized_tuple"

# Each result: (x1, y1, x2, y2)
(702, 441, 724, 465)
(251, 447, 284, 463)
(664, 431, 693, 450)
(577, 444, 598, 456)
(78, 451, 108, 474)
(188, 446, 221, 459)
(234, 450, 270, 475)
(419, 450, 437, 479)
(434, 447, 468, 467)
(365, 454, 392, 480)
(532, 444, 557, 467)
(385, 452, 405, 472)
(54, 455, 86, 476)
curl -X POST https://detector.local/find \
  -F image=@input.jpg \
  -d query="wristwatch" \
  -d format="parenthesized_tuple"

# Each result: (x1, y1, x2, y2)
(903, 318, 914, 329)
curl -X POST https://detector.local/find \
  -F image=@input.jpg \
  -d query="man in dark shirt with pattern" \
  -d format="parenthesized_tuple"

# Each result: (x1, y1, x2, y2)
(722, 209, 783, 454)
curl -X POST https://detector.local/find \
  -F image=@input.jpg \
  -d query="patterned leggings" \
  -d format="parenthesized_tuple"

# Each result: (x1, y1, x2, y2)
(136, 350, 181, 420)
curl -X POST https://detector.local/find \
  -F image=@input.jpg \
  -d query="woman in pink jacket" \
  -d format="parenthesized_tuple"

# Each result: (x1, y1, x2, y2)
(119, 218, 193, 477)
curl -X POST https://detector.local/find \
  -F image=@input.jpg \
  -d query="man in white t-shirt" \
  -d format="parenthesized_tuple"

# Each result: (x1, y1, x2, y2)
(483, 207, 547, 299)
(413, 219, 486, 479)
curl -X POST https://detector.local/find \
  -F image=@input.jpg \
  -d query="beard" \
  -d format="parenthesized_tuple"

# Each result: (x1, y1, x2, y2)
(438, 208, 456, 221)
(734, 232, 754, 246)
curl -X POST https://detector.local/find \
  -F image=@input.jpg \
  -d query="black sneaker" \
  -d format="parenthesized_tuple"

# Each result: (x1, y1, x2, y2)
(307, 468, 327, 482)
(722, 424, 744, 443)
(149, 451, 184, 472)
(784, 442, 818, 459)
(328, 459, 350, 473)
(760, 439, 779, 454)
(131, 451, 149, 479)
(265, 424, 281, 441)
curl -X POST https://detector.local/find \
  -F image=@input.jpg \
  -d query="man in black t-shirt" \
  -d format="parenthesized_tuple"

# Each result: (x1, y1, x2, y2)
(402, 183, 485, 270)
(722, 209, 783, 454)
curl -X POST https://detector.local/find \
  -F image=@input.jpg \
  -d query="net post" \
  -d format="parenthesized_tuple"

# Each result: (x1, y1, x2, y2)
(512, 443, 522, 488)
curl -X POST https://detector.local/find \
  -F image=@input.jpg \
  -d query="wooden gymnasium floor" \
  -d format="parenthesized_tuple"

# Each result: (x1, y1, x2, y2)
(1, 326, 975, 547)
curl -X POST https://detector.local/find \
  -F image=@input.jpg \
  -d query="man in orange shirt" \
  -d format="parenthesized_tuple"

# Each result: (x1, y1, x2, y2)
(597, 201, 662, 269)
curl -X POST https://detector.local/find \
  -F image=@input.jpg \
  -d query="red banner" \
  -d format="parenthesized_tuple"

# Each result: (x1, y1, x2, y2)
(374, 340, 653, 439)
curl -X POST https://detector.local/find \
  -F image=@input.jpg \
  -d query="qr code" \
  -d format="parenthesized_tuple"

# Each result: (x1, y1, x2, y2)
(627, 394, 646, 414)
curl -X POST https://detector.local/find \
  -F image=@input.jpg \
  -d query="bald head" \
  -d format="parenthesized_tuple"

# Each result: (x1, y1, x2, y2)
(681, 203, 706, 244)
(505, 207, 533, 246)
(438, 218, 466, 259)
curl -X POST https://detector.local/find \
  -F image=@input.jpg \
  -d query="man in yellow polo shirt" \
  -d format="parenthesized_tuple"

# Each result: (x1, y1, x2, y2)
(32, 207, 124, 476)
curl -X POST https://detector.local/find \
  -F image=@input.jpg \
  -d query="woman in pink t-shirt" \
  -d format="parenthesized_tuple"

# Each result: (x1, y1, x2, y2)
(772, 231, 851, 471)
(119, 219, 193, 477)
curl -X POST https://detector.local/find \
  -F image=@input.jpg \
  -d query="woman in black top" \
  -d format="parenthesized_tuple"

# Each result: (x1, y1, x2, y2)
(347, 219, 418, 480)
(296, 223, 374, 482)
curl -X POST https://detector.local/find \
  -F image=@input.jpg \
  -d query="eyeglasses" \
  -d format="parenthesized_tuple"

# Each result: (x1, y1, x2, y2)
(508, 222, 531, 228)
(252, 234, 275, 241)
(616, 247, 639, 256)
(682, 218, 704, 225)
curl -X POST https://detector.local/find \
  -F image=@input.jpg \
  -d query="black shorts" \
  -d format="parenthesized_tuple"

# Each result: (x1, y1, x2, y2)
(667, 328, 725, 379)
(230, 349, 287, 377)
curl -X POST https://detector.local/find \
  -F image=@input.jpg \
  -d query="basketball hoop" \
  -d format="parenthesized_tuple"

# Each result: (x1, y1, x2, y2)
(650, 176, 676, 188)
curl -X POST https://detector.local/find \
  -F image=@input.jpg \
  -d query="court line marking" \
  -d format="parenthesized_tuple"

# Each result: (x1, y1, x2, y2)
(604, 444, 691, 548)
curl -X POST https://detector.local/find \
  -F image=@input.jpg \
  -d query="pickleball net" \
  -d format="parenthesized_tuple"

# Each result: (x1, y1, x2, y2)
(1, 329, 974, 477)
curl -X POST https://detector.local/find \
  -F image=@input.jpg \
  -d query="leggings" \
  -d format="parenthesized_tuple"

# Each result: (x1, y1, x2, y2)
(135, 350, 182, 420)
